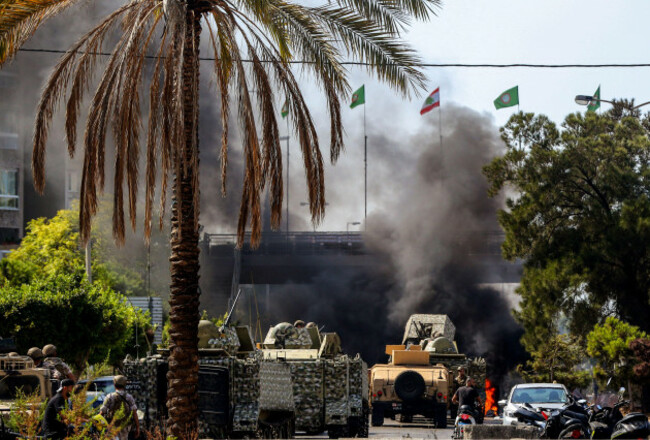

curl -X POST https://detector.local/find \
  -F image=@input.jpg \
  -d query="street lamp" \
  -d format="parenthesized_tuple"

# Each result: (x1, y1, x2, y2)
(346, 221, 361, 233)
(346, 221, 361, 244)
(575, 94, 650, 110)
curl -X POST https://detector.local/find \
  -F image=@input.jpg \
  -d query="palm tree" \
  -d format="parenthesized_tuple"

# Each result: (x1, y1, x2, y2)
(1, 0, 440, 435)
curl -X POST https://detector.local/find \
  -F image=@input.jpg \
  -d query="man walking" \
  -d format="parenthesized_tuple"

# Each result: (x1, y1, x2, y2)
(100, 375, 140, 440)
(42, 378, 75, 439)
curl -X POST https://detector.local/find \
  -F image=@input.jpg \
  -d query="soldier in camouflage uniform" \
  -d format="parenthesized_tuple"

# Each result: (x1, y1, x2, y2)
(27, 347, 44, 367)
(100, 375, 140, 440)
(42, 344, 76, 381)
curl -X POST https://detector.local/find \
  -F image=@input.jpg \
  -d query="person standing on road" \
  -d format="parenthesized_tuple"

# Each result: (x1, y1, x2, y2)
(452, 377, 483, 414)
(41, 378, 75, 439)
(42, 344, 76, 382)
(100, 375, 140, 440)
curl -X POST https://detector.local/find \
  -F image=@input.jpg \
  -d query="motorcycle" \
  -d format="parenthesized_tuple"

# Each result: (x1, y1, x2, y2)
(610, 412, 650, 439)
(542, 398, 591, 439)
(587, 400, 627, 439)
(452, 405, 480, 439)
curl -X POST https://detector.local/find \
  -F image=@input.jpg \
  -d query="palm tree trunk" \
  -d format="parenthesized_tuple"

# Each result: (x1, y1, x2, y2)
(166, 7, 202, 438)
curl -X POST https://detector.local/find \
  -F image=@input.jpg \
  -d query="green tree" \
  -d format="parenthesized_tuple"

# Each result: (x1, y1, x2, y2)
(1, 0, 439, 434)
(0, 274, 149, 370)
(587, 317, 647, 393)
(0, 204, 162, 296)
(519, 333, 591, 390)
(484, 108, 650, 350)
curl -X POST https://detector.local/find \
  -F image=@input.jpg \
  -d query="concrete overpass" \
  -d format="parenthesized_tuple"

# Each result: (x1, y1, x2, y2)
(198, 231, 522, 310)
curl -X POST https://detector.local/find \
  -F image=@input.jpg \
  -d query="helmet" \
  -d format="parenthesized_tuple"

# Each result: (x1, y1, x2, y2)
(293, 320, 305, 328)
(43, 344, 57, 357)
(306, 322, 317, 329)
(114, 375, 127, 387)
(27, 347, 43, 360)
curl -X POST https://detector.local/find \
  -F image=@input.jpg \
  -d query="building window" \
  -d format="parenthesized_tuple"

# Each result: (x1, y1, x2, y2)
(0, 133, 18, 150)
(0, 170, 18, 210)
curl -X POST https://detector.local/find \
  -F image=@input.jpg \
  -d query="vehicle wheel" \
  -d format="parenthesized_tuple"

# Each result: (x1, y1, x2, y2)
(399, 414, 413, 423)
(371, 407, 384, 427)
(394, 371, 426, 401)
(559, 423, 588, 439)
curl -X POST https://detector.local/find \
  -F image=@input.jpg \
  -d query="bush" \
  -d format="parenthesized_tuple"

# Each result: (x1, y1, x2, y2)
(0, 274, 149, 369)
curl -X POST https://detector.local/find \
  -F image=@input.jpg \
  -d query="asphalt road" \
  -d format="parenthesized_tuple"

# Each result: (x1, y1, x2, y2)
(298, 417, 501, 439)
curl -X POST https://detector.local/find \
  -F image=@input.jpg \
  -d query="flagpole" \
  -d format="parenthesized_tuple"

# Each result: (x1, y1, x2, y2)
(364, 101, 367, 223)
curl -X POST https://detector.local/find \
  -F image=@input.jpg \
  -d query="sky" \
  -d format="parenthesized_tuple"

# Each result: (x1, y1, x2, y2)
(284, 0, 650, 231)
(9, 0, 650, 233)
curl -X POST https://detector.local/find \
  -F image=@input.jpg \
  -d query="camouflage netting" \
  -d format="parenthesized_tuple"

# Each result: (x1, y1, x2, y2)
(289, 359, 323, 432)
(123, 354, 167, 422)
(207, 327, 241, 354)
(402, 314, 456, 343)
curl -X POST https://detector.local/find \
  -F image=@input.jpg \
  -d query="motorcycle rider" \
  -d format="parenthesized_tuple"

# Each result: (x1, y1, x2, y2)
(452, 377, 483, 415)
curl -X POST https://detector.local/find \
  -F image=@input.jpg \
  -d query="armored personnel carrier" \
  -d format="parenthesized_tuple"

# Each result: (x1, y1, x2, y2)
(261, 322, 369, 438)
(369, 314, 485, 428)
(123, 321, 296, 439)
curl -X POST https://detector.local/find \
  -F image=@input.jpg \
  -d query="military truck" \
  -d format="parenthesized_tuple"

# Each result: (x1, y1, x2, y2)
(261, 322, 369, 438)
(0, 341, 55, 436)
(123, 321, 296, 439)
(369, 314, 485, 428)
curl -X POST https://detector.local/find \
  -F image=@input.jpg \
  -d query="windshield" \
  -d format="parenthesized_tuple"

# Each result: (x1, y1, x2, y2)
(511, 387, 567, 404)
(82, 379, 115, 394)
(0, 376, 41, 399)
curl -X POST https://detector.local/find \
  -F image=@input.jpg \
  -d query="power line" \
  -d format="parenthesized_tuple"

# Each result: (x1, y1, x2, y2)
(17, 48, 650, 68)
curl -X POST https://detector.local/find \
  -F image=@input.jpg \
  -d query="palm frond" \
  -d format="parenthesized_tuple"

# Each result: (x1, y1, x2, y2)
(0, 0, 80, 66)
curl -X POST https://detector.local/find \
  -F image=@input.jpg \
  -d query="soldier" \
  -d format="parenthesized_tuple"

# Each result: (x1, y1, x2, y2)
(293, 320, 306, 329)
(100, 375, 140, 440)
(42, 344, 76, 382)
(455, 366, 467, 387)
(27, 347, 44, 367)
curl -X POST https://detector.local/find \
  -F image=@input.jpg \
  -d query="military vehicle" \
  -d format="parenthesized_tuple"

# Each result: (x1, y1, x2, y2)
(260, 322, 369, 438)
(369, 314, 485, 428)
(0, 340, 55, 436)
(123, 321, 296, 439)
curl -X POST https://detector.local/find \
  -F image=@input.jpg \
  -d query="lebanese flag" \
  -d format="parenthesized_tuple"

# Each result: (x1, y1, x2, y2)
(420, 87, 440, 115)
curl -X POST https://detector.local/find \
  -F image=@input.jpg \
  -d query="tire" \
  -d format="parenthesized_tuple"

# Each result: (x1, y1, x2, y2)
(371, 407, 384, 427)
(559, 423, 588, 439)
(394, 371, 426, 402)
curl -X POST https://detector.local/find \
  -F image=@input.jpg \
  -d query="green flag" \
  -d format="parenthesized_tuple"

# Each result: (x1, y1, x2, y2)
(587, 86, 601, 113)
(494, 86, 519, 109)
(350, 85, 365, 109)
(281, 99, 289, 118)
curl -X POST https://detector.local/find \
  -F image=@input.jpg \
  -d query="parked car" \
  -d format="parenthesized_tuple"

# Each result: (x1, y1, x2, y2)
(499, 383, 569, 426)
(77, 376, 115, 408)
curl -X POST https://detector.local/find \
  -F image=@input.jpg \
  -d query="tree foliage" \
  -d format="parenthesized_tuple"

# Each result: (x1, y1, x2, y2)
(518, 333, 591, 390)
(0, 274, 149, 370)
(0, 202, 167, 296)
(587, 317, 647, 388)
(484, 107, 650, 350)
(630, 338, 650, 381)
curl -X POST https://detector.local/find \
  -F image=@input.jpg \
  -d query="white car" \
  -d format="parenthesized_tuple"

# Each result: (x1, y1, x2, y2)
(499, 383, 570, 426)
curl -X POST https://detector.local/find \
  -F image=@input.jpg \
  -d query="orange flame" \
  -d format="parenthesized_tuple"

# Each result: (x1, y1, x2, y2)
(484, 378, 497, 416)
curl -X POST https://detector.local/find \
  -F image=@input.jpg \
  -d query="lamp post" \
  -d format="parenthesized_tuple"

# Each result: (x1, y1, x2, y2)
(346, 221, 360, 242)
(575, 95, 650, 110)
(280, 135, 290, 233)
